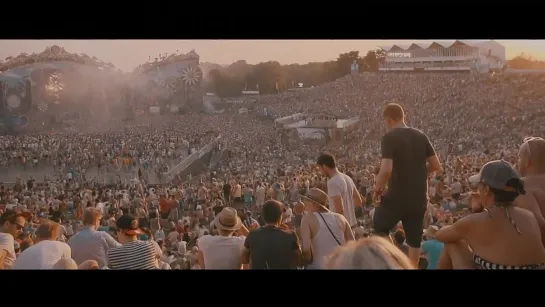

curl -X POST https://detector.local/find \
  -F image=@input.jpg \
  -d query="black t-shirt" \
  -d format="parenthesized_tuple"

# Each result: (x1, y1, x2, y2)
(381, 127, 436, 209)
(212, 205, 224, 215)
(244, 226, 299, 269)
(52, 210, 64, 222)
(223, 184, 231, 195)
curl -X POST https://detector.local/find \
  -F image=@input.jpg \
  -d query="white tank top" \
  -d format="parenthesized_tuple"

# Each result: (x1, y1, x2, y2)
(308, 212, 345, 269)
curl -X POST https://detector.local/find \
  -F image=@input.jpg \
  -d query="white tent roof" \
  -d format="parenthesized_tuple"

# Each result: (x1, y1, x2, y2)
(378, 40, 492, 52)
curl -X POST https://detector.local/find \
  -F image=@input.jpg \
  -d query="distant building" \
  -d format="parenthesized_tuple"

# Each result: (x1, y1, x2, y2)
(378, 40, 506, 73)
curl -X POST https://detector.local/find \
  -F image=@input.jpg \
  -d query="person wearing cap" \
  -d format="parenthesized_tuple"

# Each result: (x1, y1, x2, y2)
(373, 103, 442, 268)
(196, 207, 249, 269)
(515, 137, 545, 247)
(436, 160, 545, 269)
(421, 225, 444, 270)
(107, 215, 159, 270)
(299, 188, 354, 269)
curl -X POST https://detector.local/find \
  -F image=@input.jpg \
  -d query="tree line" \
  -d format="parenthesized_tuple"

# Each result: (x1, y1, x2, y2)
(507, 53, 545, 70)
(204, 50, 385, 97)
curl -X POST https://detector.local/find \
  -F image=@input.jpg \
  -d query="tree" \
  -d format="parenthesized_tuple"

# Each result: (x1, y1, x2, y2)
(507, 53, 545, 70)
(207, 68, 244, 98)
(336, 51, 360, 77)
(363, 50, 385, 72)
(201, 48, 386, 97)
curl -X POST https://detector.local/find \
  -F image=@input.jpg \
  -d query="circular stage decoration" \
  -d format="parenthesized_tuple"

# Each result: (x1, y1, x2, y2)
(38, 101, 49, 112)
(181, 66, 201, 86)
(17, 115, 29, 127)
(7, 95, 21, 109)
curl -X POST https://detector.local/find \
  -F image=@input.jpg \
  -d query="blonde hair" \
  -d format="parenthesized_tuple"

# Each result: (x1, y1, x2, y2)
(324, 237, 414, 270)
(83, 208, 103, 226)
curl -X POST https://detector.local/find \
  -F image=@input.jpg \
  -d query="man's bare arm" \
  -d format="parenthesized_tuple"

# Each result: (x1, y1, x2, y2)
(0, 250, 7, 270)
(300, 215, 313, 264)
(427, 155, 442, 175)
(436, 215, 473, 244)
(238, 224, 249, 237)
(331, 195, 344, 215)
(292, 232, 303, 268)
(343, 218, 355, 242)
(241, 235, 251, 265)
(352, 187, 363, 208)
(241, 247, 250, 265)
(197, 250, 205, 269)
(375, 159, 393, 191)
(516, 192, 545, 247)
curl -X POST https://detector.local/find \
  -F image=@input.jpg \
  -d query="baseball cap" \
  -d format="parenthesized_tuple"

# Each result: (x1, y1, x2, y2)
(116, 215, 142, 236)
(476, 160, 522, 192)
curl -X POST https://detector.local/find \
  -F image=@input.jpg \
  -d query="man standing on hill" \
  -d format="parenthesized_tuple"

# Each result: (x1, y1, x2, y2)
(373, 103, 442, 268)
(516, 137, 545, 247)
(317, 153, 362, 228)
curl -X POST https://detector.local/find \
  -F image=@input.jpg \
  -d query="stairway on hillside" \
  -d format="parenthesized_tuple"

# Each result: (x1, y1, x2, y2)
(209, 148, 226, 170)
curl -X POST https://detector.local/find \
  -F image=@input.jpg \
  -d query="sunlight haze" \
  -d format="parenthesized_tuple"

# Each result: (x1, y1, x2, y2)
(0, 40, 543, 72)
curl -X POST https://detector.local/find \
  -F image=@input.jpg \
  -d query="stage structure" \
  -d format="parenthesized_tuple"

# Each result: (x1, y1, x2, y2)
(378, 40, 506, 73)
(131, 50, 203, 113)
(275, 112, 360, 145)
(0, 45, 122, 132)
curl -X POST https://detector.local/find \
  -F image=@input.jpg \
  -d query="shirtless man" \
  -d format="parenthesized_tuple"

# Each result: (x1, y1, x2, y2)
(516, 137, 545, 247)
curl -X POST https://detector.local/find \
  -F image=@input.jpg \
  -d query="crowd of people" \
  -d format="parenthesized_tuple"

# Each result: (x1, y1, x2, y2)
(1, 70, 545, 270)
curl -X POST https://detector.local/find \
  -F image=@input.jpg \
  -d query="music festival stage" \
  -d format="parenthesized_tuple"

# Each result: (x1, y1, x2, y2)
(275, 112, 360, 145)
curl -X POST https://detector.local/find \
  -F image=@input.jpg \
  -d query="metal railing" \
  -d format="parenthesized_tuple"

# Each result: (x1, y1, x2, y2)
(165, 135, 221, 182)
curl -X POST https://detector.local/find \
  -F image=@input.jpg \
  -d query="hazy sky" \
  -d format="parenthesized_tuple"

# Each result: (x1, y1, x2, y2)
(0, 40, 543, 72)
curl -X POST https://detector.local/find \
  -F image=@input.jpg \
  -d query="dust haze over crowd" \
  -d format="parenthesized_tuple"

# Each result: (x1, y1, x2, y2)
(1, 40, 545, 272)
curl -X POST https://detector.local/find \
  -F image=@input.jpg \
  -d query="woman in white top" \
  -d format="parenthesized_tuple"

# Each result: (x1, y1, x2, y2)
(300, 188, 355, 269)
(197, 207, 249, 269)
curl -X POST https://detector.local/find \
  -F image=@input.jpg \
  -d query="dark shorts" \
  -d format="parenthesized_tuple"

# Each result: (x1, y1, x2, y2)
(372, 197, 426, 248)
(452, 193, 461, 200)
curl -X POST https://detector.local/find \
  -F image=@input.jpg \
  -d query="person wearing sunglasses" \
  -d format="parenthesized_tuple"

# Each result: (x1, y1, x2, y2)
(436, 160, 545, 269)
(0, 210, 26, 269)
(516, 137, 545, 247)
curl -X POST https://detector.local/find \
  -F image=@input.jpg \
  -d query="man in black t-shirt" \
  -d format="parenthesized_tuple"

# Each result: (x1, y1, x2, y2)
(241, 200, 301, 269)
(373, 103, 442, 268)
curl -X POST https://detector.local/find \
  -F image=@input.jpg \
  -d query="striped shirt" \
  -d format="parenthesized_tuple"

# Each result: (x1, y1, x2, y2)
(107, 240, 158, 270)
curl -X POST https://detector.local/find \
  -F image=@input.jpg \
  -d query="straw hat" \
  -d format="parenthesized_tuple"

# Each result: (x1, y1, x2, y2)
(300, 188, 329, 209)
(214, 207, 242, 231)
